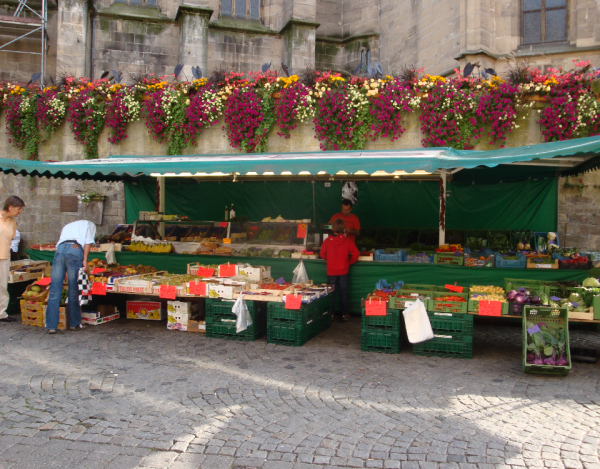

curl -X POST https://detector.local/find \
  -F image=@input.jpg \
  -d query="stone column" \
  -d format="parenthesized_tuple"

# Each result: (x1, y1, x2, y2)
(281, 19, 319, 75)
(56, 0, 88, 78)
(176, 6, 213, 80)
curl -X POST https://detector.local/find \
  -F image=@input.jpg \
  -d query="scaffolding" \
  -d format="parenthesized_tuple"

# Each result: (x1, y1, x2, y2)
(0, 0, 48, 86)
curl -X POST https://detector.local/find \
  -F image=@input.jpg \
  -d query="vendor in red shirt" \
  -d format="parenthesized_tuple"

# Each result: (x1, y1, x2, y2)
(329, 199, 360, 245)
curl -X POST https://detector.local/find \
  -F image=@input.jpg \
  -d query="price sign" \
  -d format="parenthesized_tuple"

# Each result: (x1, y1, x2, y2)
(296, 223, 307, 238)
(222, 238, 231, 244)
(220, 222, 228, 228)
(285, 294, 302, 310)
(196, 267, 215, 278)
(365, 299, 387, 316)
(159, 285, 177, 299)
(445, 284, 464, 293)
(188, 281, 206, 296)
(479, 300, 501, 316)
(219, 264, 236, 277)
(91, 267, 106, 274)
(36, 277, 51, 286)
(91, 282, 107, 296)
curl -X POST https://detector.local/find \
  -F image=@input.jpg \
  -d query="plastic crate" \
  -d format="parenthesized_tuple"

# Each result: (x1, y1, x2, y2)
(523, 305, 570, 375)
(389, 293, 431, 310)
(558, 259, 592, 270)
(534, 232, 560, 253)
(468, 293, 509, 315)
(206, 300, 267, 341)
(399, 284, 438, 293)
(360, 330, 400, 354)
(373, 249, 403, 262)
(428, 311, 474, 335)
(429, 292, 469, 314)
(463, 250, 495, 268)
(318, 309, 332, 332)
(401, 252, 434, 263)
(504, 279, 551, 298)
(487, 230, 512, 251)
(361, 308, 402, 331)
(267, 301, 319, 324)
(434, 252, 464, 266)
(494, 252, 527, 269)
(412, 339, 472, 359)
(508, 302, 524, 316)
(267, 319, 318, 346)
(206, 321, 266, 341)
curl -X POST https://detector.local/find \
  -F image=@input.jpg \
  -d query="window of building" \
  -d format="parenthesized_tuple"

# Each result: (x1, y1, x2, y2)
(221, 0, 260, 20)
(115, 0, 157, 6)
(522, 0, 567, 44)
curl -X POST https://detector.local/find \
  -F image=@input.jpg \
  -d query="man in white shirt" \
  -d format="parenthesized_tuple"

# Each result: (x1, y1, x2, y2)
(10, 230, 20, 261)
(46, 220, 96, 334)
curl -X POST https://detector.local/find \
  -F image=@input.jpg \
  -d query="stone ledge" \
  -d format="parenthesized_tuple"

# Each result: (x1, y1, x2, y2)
(279, 18, 320, 35)
(316, 32, 380, 45)
(97, 3, 171, 23)
(175, 5, 213, 21)
(209, 16, 277, 35)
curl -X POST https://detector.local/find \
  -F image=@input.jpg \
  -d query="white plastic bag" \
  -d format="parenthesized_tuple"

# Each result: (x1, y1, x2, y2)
(402, 299, 434, 344)
(232, 295, 253, 333)
(105, 244, 116, 264)
(292, 259, 309, 284)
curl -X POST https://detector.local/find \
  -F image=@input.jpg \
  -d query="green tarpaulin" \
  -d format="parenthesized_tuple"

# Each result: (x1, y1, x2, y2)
(28, 250, 587, 314)
(125, 178, 558, 231)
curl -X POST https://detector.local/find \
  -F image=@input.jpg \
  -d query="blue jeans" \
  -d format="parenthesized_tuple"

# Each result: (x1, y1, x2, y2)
(46, 242, 83, 330)
(327, 274, 349, 317)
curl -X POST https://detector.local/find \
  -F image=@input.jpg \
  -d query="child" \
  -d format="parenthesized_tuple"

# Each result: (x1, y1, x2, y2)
(320, 218, 360, 321)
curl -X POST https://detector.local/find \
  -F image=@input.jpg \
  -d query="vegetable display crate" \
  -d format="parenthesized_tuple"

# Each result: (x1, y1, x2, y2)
(267, 316, 319, 346)
(558, 259, 592, 270)
(433, 253, 464, 266)
(267, 301, 319, 324)
(494, 252, 527, 269)
(463, 252, 495, 268)
(206, 299, 267, 341)
(361, 308, 402, 331)
(467, 295, 509, 315)
(401, 252, 434, 263)
(429, 292, 469, 314)
(360, 330, 400, 354)
(373, 249, 403, 262)
(508, 302, 524, 316)
(534, 232, 560, 253)
(504, 279, 551, 298)
(399, 284, 438, 294)
(412, 339, 472, 359)
(428, 311, 474, 335)
(523, 305, 570, 375)
(526, 257, 558, 269)
(389, 293, 431, 310)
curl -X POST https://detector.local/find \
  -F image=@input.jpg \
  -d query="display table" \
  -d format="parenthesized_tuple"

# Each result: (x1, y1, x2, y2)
(27, 250, 589, 314)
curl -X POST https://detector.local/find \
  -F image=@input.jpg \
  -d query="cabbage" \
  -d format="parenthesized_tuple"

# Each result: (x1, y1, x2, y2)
(583, 277, 600, 287)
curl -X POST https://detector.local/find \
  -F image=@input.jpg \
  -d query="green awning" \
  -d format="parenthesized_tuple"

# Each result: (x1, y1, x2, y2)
(1, 136, 599, 182)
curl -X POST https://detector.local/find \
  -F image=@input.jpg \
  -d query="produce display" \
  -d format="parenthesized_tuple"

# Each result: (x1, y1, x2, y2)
(126, 241, 172, 253)
(470, 285, 505, 294)
(470, 293, 506, 303)
(507, 288, 547, 306)
(525, 320, 568, 366)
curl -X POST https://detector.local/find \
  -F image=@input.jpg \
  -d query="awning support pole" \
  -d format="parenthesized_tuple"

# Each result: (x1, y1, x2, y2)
(158, 176, 165, 237)
(439, 169, 446, 246)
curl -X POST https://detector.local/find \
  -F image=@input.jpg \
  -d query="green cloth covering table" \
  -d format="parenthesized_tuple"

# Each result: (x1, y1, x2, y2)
(27, 250, 588, 314)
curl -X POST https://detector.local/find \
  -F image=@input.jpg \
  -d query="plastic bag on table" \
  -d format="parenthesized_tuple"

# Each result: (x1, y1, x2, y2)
(292, 259, 309, 284)
(105, 244, 116, 264)
(375, 279, 404, 291)
(402, 299, 434, 344)
(232, 294, 253, 333)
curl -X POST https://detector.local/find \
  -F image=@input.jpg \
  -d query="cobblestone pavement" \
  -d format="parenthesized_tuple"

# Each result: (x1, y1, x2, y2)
(0, 317, 599, 469)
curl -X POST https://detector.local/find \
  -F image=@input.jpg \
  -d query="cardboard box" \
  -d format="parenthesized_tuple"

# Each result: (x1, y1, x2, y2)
(116, 277, 154, 294)
(20, 299, 45, 313)
(82, 312, 120, 325)
(22, 284, 49, 302)
(167, 301, 201, 330)
(23, 306, 67, 329)
(82, 305, 117, 318)
(126, 301, 164, 320)
(9, 260, 51, 283)
(569, 309, 594, 321)
(187, 319, 206, 333)
(236, 265, 271, 282)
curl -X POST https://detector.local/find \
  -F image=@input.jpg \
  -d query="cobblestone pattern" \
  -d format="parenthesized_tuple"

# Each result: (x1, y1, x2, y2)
(0, 317, 599, 468)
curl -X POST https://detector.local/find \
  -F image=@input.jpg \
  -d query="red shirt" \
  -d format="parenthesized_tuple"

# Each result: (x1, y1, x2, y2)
(328, 213, 360, 244)
(320, 234, 360, 276)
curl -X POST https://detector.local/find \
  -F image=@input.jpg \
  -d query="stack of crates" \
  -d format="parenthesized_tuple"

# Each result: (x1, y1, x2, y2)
(360, 299, 402, 353)
(205, 298, 267, 341)
(316, 294, 333, 332)
(412, 288, 473, 359)
(267, 300, 321, 346)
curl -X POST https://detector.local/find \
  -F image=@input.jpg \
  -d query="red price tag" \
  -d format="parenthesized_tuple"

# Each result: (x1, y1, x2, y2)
(285, 294, 302, 310)
(36, 277, 51, 286)
(188, 281, 206, 296)
(91, 267, 106, 274)
(251, 226, 258, 231)
(479, 300, 502, 316)
(196, 267, 215, 278)
(219, 264, 236, 277)
(159, 285, 177, 299)
(91, 282, 107, 296)
(365, 299, 387, 316)
(296, 223, 307, 238)
(445, 284, 464, 293)
(220, 222, 228, 228)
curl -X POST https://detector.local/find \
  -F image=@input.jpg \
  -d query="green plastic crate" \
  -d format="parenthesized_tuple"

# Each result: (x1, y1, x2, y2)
(267, 317, 318, 346)
(318, 309, 332, 332)
(206, 321, 266, 341)
(389, 293, 431, 310)
(467, 293, 509, 315)
(429, 292, 469, 314)
(267, 300, 320, 323)
(412, 339, 472, 359)
(434, 252, 464, 266)
(428, 312, 474, 335)
(361, 308, 402, 331)
(399, 284, 438, 293)
(523, 305, 570, 375)
(504, 278, 550, 298)
(360, 330, 400, 354)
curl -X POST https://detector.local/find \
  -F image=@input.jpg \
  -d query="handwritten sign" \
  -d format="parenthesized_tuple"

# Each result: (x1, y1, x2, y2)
(196, 267, 214, 278)
(285, 294, 302, 310)
(479, 300, 501, 316)
(91, 267, 106, 274)
(365, 299, 387, 316)
(222, 238, 231, 244)
(91, 282, 107, 296)
(36, 277, 51, 286)
(297, 223, 307, 238)
(159, 285, 177, 299)
(444, 284, 464, 293)
(188, 281, 206, 296)
(219, 264, 236, 277)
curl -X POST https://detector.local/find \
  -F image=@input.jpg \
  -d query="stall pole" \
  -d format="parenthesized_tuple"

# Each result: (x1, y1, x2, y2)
(158, 176, 166, 237)
(439, 169, 446, 246)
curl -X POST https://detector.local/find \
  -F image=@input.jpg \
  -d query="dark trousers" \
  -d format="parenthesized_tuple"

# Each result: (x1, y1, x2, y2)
(327, 274, 349, 317)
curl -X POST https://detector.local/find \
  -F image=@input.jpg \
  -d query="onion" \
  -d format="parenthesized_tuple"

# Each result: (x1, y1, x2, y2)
(530, 295, 541, 305)
(507, 290, 518, 301)
(514, 294, 527, 304)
